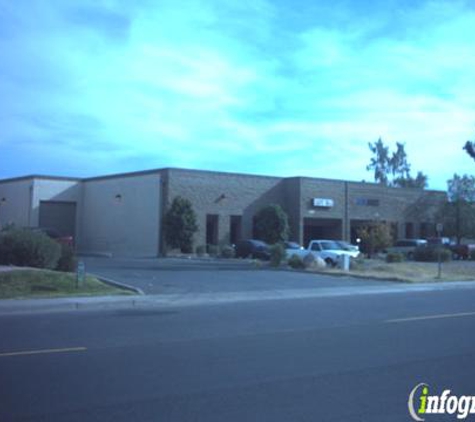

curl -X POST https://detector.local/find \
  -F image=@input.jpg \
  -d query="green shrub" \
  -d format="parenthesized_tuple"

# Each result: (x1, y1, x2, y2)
(207, 244, 218, 257)
(288, 254, 304, 269)
(181, 244, 193, 254)
(386, 252, 404, 263)
(56, 245, 77, 272)
(195, 245, 206, 257)
(357, 222, 393, 256)
(269, 243, 286, 267)
(163, 196, 198, 253)
(0, 228, 61, 269)
(414, 246, 452, 262)
(220, 245, 235, 259)
(253, 204, 290, 244)
(0, 222, 16, 232)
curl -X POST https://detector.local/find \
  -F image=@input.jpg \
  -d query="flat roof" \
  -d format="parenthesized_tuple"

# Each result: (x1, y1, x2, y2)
(0, 175, 81, 184)
(0, 167, 445, 194)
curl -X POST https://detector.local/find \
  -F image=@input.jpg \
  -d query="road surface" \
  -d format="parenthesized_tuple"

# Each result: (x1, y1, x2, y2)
(1, 283, 475, 421)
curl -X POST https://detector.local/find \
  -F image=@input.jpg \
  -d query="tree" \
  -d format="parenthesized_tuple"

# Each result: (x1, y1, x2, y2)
(437, 174, 475, 244)
(393, 171, 428, 189)
(163, 196, 198, 253)
(357, 222, 393, 258)
(367, 138, 391, 186)
(448, 173, 475, 202)
(390, 142, 411, 181)
(463, 141, 475, 161)
(253, 204, 289, 244)
(367, 139, 428, 188)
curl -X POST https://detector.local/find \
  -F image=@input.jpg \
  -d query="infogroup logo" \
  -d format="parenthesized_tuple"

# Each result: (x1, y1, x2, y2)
(408, 383, 475, 421)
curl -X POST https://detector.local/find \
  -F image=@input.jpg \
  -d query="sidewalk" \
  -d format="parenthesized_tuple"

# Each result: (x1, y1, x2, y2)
(2, 280, 475, 315)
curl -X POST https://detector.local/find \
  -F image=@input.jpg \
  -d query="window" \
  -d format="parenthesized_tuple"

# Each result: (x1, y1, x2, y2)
(355, 198, 380, 207)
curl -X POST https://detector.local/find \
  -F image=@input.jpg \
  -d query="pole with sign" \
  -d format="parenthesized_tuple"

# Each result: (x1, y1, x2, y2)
(76, 261, 86, 289)
(436, 223, 443, 279)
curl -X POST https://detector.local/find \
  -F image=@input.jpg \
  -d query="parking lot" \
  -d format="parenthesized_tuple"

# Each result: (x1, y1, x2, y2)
(83, 257, 391, 295)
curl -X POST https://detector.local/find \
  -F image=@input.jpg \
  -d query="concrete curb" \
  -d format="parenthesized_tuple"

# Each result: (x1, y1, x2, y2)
(267, 265, 475, 284)
(2, 280, 475, 316)
(90, 274, 145, 295)
(0, 296, 143, 315)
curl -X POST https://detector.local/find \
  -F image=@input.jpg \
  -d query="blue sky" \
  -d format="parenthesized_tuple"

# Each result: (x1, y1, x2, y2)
(1, 0, 475, 190)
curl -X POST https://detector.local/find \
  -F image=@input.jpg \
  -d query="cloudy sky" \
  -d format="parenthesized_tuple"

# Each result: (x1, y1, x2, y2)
(1, 0, 474, 189)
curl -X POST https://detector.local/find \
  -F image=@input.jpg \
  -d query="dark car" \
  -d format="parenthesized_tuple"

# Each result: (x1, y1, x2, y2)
(427, 237, 454, 248)
(427, 238, 475, 260)
(451, 244, 475, 260)
(235, 239, 271, 260)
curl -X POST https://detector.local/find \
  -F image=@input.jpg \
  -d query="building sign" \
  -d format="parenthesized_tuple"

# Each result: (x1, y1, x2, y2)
(312, 198, 334, 208)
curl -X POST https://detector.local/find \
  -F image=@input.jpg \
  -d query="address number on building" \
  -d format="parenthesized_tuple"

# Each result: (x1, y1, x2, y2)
(312, 198, 334, 208)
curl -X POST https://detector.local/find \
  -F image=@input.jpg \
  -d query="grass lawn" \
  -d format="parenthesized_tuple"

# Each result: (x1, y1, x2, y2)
(0, 269, 133, 299)
(344, 259, 475, 282)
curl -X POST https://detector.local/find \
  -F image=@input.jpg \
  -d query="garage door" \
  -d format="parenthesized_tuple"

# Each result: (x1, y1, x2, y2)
(39, 201, 77, 238)
(303, 217, 343, 247)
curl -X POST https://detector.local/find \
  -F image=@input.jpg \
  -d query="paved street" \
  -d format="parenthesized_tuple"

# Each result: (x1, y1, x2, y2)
(2, 281, 475, 421)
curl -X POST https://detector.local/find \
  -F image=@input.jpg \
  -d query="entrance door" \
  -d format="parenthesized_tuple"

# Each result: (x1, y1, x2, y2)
(230, 215, 242, 245)
(206, 214, 219, 247)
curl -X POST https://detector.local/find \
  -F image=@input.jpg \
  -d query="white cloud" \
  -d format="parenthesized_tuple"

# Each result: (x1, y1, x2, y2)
(0, 0, 474, 188)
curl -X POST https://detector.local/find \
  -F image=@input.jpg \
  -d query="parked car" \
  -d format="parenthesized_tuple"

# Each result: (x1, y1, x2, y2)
(307, 239, 359, 266)
(427, 237, 454, 247)
(426, 237, 475, 260)
(30, 227, 74, 247)
(235, 239, 271, 260)
(450, 244, 475, 260)
(335, 240, 360, 253)
(283, 241, 308, 259)
(386, 239, 427, 259)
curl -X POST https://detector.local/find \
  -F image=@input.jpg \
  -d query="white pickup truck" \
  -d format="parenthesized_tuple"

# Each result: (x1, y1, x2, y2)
(307, 240, 360, 266)
(285, 240, 359, 266)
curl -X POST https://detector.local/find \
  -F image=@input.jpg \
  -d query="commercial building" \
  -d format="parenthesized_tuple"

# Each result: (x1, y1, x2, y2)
(0, 168, 447, 257)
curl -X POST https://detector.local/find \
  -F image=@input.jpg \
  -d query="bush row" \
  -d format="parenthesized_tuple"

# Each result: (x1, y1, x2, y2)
(195, 244, 235, 258)
(0, 228, 76, 271)
(413, 246, 452, 262)
(385, 247, 453, 263)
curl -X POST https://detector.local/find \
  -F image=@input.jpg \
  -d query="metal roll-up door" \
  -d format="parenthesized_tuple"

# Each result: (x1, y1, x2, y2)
(38, 201, 77, 238)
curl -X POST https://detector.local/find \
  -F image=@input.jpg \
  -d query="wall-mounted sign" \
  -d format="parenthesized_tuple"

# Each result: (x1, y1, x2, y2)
(313, 198, 334, 208)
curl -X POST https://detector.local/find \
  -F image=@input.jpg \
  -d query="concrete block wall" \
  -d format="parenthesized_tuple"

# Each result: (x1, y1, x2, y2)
(283, 178, 302, 242)
(0, 168, 449, 257)
(164, 169, 288, 249)
(300, 178, 347, 241)
(347, 182, 447, 238)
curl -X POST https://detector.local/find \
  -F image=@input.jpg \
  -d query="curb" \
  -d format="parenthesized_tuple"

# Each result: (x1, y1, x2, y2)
(90, 274, 145, 295)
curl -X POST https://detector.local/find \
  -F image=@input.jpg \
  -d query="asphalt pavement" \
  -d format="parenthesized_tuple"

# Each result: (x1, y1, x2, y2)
(82, 256, 393, 295)
(2, 282, 475, 421)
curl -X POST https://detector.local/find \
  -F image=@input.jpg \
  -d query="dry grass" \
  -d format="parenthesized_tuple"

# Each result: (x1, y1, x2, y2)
(0, 269, 132, 299)
(345, 259, 475, 282)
